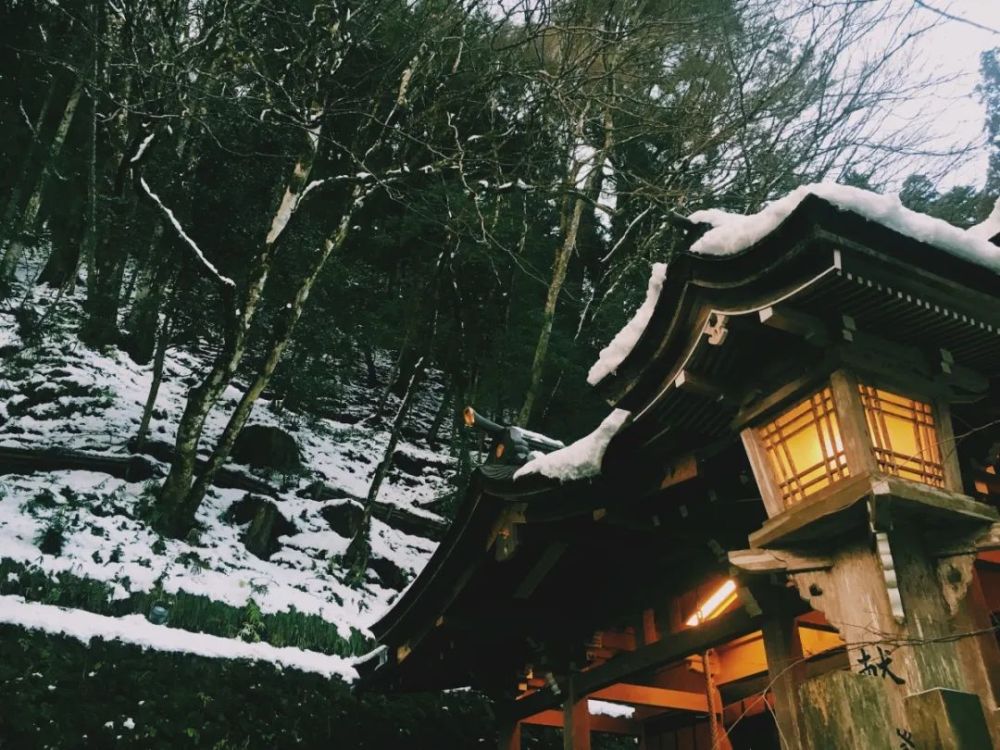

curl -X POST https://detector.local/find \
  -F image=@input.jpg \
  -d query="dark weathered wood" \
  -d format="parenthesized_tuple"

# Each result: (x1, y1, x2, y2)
(522, 710, 636, 736)
(905, 688, 993, 750)
(868, 475, 998, 530)
(758, 305, 829, 344)
(563, 675, 591, 750)
(514, 542, 568, 599)
(728, 548, 833, 574)
(829, 369, 877, 477)
(740, 428, 784, 518)
(659, 453, 699, 490)
(749, 474, 873, 548)
(934, 398, 965, 494)
(503, 606, 766, 723)
(797, 671, 892, 749)
(673, 370, 731, 403)
(0, 445, 158, 483)
(762, 599, 807, 749)
(588, 683, 707, 712)
(733, 372, 828, 432)
(931, 522, 1000, 557)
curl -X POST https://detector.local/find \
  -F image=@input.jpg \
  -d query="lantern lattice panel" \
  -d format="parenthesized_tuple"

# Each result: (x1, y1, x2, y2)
(858, 385, 945, 488)
(757, 387, 849, 506)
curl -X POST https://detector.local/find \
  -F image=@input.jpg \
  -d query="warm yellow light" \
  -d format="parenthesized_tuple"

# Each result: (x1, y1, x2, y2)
(686, 580, 738, 627)
(758, 387, 849, 506)
(859, 385, 944, 487)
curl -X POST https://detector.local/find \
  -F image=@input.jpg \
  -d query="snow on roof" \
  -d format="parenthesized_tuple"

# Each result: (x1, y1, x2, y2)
(513, 409, 629, 482)
(0, 595, 358, 681)
(968, 197, 1000, 241)
(587, 263, 667, 386)
(688, 183, 1000, 273)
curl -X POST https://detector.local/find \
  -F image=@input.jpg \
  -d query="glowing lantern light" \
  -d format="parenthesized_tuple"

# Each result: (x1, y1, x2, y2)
(686, 579, 738, 627)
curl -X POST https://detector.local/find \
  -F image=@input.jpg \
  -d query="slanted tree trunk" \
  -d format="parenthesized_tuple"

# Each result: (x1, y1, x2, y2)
(1, 84, 56, 238)
(152, 111, 324, 537)
(345, 356, 425, 586)
(178, 199, 358, 522)
(362, 340, 379, 387)
(0, 79, 84, 284)
(426, 380, 452, 444)
(518, 103, 614, 426)
(133, 298, 174, 453)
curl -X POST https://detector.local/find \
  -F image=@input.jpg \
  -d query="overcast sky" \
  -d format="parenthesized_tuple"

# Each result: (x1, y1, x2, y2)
(906, 1, 1000, 187)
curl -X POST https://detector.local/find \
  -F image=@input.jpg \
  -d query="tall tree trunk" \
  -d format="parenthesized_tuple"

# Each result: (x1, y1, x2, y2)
(518, 104, 614, 426)
(517, 195, 585, 426)
(82, 137, 140, 346)
(122, 121, 194, 361)
(178, 203, 357, 523)
(344, 356, 425, 586)
(152, 111, 324, 537)
(119, 229, 172, 362)
(0, 79, 84, 284)
(133, 301, 174, 453)
(0, 85, 56, 237)
(427, 380, 452, 444)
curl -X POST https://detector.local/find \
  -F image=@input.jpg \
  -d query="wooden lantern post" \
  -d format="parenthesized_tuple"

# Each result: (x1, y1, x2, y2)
(735, 369, 1000, 748)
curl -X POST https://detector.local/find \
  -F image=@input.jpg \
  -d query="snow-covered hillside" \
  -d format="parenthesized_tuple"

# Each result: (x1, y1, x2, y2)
(0, 284, 457, 666)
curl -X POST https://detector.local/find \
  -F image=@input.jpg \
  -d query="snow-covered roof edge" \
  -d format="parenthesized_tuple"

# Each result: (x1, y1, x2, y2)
(587, 264, 667, 386)
(688, 183, 1000, 273)
(968, 197, 1000, 241)
(513, 409, 630, 483)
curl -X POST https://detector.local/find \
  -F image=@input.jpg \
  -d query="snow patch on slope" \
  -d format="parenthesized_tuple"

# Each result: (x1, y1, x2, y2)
(513, 409, 629, 482)
(587, 263, 667, 386)
(688, 183, 1000, 272)
(0, 285, 453, 640)
(0, 470, 413, 637)
(0, 595, 357, 680)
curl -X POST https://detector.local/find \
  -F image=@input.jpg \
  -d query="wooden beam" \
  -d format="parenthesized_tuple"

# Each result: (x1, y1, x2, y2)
(728, 548, 833, 575)
(931, 522, 1000, 558)
(563, 678, 591, 750)
(715, 632, 769, 684)
(758, 305, 829, 344)
(502, 606, 768, 723)
(589, 683, 708, 713)
(673, 369, 729, 403)
(869, 476, 998, 529)
(749, 474, 873, 549)
(522, 710, 638, 736)
(660, 453, 699, 490)
(514, 542, 568, 599)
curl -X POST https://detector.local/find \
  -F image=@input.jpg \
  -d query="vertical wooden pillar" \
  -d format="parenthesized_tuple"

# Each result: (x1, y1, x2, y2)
(498, 719, 521, 750)
(787, 526, 997, 746)
(702, 650, 734, 750)
(563, 674, 591, 750)
(761, 607, 805, 749)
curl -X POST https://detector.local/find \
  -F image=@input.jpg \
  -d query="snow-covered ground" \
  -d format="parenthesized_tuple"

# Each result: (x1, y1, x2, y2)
(0, 283, 455, 657)
(0, 595, 358, 680)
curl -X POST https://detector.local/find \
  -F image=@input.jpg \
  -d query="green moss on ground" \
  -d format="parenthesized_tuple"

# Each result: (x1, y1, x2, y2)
(0, 558, 367, 656)
(0, 624, 495, 749)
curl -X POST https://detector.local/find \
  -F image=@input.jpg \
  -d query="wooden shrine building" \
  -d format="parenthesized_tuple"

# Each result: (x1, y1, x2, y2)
(359, 192, 1000, 749)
